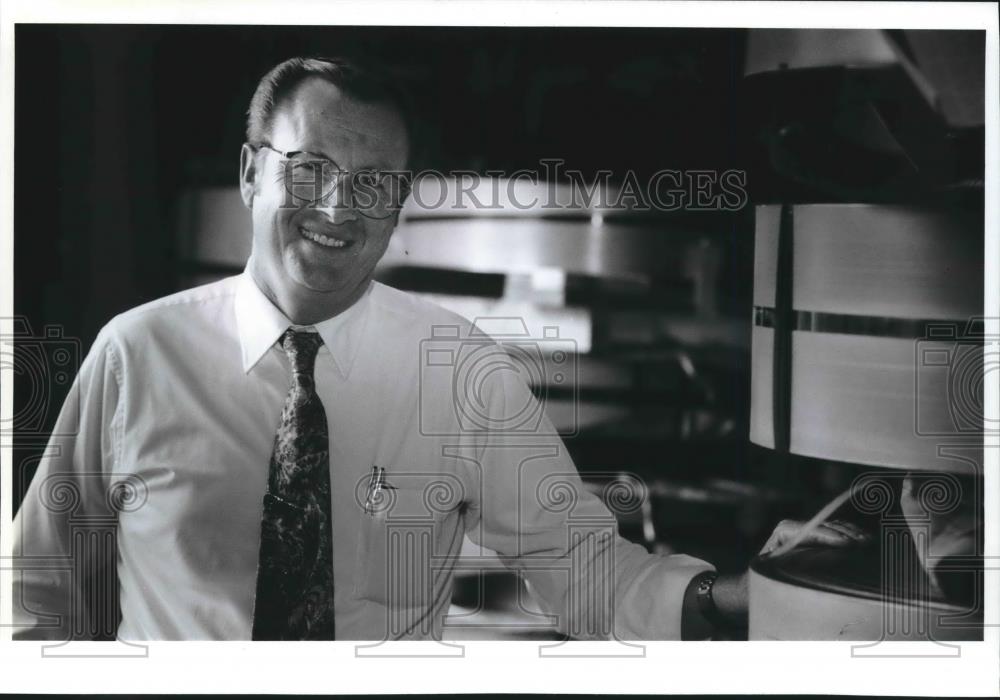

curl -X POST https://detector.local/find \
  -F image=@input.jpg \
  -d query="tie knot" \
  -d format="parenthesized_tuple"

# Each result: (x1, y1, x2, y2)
(281, 329, 323, 376)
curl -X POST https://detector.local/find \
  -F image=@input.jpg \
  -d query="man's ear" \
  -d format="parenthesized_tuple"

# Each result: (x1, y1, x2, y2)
(239, 143, 259, 209)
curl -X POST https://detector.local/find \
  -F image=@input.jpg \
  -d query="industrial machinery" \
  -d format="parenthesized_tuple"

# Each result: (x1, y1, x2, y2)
(744, 29, 985, 642)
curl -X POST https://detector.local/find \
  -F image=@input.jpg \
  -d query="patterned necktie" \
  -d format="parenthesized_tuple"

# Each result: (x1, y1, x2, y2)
(252, 329, 336, 640)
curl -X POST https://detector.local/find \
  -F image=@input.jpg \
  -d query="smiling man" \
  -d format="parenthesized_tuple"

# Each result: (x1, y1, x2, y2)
(241, 63, 411, 325)
(11, 57, 864, 642)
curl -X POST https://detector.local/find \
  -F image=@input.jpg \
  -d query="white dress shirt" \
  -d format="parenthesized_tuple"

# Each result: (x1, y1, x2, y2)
(11, 271, 713, 640)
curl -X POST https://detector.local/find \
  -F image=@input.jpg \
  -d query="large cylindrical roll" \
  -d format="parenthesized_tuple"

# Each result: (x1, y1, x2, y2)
(749, 203, 984, 472)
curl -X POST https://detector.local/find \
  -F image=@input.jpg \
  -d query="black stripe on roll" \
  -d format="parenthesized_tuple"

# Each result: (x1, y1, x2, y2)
(754, 306, 978, 341)
(771, 204, 794, 454)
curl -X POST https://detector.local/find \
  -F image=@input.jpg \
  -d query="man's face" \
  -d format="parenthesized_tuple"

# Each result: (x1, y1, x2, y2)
(240, 77, 409, 307)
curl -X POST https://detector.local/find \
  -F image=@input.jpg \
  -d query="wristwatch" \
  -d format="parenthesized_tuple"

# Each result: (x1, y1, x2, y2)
(694, 571, 724, 628)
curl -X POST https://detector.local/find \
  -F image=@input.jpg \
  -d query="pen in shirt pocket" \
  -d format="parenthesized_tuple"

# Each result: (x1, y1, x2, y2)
(364, 465, 396, 516)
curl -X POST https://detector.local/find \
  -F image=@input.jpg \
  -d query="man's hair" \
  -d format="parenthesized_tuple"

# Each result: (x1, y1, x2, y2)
(245, 56, 412, 154)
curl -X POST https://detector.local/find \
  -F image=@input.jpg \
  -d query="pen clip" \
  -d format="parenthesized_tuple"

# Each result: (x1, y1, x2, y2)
(365, 466, 396, 516)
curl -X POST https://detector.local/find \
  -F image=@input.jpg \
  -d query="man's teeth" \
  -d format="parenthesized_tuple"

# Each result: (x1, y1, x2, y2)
(299, 227, 348, 248)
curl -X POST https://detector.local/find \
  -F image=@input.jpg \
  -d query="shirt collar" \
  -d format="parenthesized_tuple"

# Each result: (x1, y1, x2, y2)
(234, 270, 373, 378)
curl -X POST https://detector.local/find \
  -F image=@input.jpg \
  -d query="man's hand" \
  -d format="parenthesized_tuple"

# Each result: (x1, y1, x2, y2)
(758, 518, 870, 557)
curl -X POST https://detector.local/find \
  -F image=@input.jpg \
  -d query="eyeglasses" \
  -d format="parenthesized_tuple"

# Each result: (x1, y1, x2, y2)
(251, 142, 409, 220)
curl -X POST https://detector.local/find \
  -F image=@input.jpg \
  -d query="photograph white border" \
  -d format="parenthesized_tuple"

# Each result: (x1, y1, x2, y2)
(0, 1, 997, 694)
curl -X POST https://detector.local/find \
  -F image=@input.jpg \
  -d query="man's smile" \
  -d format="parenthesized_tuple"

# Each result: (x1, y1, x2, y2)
(297, 223, 357, 250)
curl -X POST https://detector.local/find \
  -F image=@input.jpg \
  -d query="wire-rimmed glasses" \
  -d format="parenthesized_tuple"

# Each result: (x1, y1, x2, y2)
(251, 142, 409, 220)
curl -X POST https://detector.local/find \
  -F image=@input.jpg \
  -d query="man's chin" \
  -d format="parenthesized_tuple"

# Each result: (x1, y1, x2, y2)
(283, 251, 349, 293)
(289, 268, 347, 295)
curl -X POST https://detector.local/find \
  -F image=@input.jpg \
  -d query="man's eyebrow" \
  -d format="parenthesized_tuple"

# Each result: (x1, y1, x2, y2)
(286, 149, 342, 166)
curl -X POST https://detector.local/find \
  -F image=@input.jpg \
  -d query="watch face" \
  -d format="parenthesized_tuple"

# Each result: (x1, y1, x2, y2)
(696, 573, 720, 625)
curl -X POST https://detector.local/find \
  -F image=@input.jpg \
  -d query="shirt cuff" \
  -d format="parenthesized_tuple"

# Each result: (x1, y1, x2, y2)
(614, 551, 716, 641)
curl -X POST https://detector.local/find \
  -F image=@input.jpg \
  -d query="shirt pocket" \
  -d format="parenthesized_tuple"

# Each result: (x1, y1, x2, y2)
(352, 476, 463, 608)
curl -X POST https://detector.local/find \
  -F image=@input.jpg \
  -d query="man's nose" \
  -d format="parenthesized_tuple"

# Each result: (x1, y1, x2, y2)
(312, 180, 359, 224)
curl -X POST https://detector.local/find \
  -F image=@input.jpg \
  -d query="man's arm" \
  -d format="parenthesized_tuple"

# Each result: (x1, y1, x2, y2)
(10, 325, 122, 640)
(455, 344, 714, 640)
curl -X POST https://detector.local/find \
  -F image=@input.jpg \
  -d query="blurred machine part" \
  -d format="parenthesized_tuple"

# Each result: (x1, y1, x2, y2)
(175, 186, 252, 285)
(744, 29, 985, 642)
(743, 29, 984, 203)
(384, 176, 714, 278)
(744, 29, 986, 129)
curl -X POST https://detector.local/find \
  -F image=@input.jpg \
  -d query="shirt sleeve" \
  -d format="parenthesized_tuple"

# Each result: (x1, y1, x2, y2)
(10, 323, 124, 640)
(456, 342, 715, 641)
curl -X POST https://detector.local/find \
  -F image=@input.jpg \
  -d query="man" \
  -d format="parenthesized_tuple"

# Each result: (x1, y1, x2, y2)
(11, 57, 866, 641)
